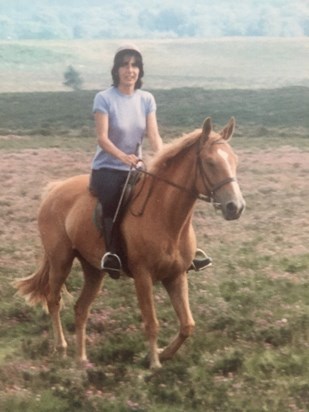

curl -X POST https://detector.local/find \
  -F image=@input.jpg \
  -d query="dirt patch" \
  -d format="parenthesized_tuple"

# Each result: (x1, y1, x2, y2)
(0, 148, 90, 276)
(0, 144, 308, 278)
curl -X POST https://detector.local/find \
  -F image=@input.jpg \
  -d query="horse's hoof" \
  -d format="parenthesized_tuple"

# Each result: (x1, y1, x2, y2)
(141, 352, 162, 369)
(52, 346, 67, 358)
(78, 359, 94, 369)
(159, 348, 173, 363)
(150, 360, 162, 370)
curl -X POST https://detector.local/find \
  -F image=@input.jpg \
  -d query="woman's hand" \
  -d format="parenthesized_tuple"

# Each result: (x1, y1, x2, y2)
(120, 153, 140, 167)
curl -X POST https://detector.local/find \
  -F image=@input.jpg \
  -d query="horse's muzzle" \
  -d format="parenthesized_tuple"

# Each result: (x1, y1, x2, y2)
(223, 200, 246, 220)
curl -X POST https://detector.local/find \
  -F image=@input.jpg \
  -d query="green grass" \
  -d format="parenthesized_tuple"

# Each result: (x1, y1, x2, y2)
(1, 261, 308, 411)
(0, 90, 95, 137)
(0, 86, 308, 411)
(0, 87, 308, 145)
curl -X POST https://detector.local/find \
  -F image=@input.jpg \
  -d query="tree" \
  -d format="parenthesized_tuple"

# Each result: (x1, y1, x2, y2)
(63, 65, 83, 91)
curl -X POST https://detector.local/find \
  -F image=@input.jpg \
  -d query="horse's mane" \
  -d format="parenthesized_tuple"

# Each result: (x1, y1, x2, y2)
(149, 128, 202, 174)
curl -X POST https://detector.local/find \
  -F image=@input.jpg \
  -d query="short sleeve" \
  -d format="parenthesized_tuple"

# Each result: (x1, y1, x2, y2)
(92, 92, 109, 114)
(146, 93, 157, 115)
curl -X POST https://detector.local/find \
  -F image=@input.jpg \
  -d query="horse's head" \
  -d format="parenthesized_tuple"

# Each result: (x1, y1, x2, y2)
(196, 117, 245, 220)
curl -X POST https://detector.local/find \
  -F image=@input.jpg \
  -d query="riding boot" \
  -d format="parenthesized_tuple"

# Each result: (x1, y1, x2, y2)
(188, 249, 212, 272)
(101, 217, 122, 279)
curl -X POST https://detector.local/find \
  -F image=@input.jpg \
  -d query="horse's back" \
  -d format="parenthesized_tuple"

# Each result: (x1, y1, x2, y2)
(39, 174, 93, 231)
(42, 174, 90, 199)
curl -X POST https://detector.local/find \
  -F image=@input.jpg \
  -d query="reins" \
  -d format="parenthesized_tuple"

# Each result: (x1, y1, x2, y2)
(128, 167, 198, 217)
(129, 138, 237, 216)
(136, 167, 208, 200)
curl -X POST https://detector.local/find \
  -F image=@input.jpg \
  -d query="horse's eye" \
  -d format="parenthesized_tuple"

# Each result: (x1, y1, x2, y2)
(206, 160, 216, 168)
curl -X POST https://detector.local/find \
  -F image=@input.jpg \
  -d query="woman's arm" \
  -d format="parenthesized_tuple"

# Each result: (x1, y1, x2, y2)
(95, 112, 139, 166)
(146, 112, 163, 153)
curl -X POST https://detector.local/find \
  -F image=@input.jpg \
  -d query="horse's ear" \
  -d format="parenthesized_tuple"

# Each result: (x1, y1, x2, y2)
(220, 117, 236, 141)
(201, 117, 212, 140)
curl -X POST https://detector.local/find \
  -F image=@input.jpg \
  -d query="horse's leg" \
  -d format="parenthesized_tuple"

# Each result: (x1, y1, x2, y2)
(47, 254, 74, 355)
(75, 258, 104, 364)
(134, 274, 161, 369)
(160, 273, 195, 362)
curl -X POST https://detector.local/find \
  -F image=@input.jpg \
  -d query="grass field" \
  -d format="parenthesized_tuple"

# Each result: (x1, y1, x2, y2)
(0, 38, 309, 92)
(1, 87, 309, 141)
(0, 95, 309, 410)
(0, 38, 308, 411)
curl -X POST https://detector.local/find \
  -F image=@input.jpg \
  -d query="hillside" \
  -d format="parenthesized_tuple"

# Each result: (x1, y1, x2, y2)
(1, 38, 308, 93)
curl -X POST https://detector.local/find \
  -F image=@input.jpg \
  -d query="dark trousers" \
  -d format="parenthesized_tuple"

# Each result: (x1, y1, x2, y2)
(90, 168, 129, 254)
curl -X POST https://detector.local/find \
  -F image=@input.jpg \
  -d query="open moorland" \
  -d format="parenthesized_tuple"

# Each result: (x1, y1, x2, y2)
(0, 38, 308, 92)
(0, 38, 309, 412)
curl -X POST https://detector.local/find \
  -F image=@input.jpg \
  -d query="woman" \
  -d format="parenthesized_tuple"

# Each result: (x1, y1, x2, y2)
(90, 44, 211, 279)
(90, 44, 162, 278)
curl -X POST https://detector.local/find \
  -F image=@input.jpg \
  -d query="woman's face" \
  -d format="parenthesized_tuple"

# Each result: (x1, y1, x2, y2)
(117, 55, 140, 89)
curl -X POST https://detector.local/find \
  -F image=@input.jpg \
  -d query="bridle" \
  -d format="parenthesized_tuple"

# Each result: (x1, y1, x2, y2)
(130, 138, 237, 215)
(196, 139, 237, 203)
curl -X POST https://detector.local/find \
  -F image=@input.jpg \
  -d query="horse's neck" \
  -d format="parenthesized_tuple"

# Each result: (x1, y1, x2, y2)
(148, 150, 197, 232)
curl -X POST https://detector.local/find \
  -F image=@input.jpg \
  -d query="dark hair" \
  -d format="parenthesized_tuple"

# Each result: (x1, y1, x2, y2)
(111, 50, 144, 89)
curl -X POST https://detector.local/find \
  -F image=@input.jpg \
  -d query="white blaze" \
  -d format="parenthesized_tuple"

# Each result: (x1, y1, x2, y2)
(217, 147, 241, 194)
(217, 148, 229, 161)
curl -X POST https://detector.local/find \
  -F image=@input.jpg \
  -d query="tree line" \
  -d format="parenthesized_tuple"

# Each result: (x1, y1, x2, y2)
(0, 0, 308, 40)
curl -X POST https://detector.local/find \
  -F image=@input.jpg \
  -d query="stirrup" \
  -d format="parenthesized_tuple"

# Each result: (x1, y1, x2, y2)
(101, 252, 122, 279)
(189, 248, 212, 272)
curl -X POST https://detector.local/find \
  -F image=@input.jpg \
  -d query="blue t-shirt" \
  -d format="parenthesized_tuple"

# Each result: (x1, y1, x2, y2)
(91, 86, 156, 171)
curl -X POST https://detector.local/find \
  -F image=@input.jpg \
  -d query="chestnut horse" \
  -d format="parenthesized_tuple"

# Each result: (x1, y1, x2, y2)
(14, 117, 245, 369)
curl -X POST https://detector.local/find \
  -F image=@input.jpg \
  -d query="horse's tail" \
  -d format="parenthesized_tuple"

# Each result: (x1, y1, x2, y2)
(13, 254, 51, 312)
(13, 253, 72, 312)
